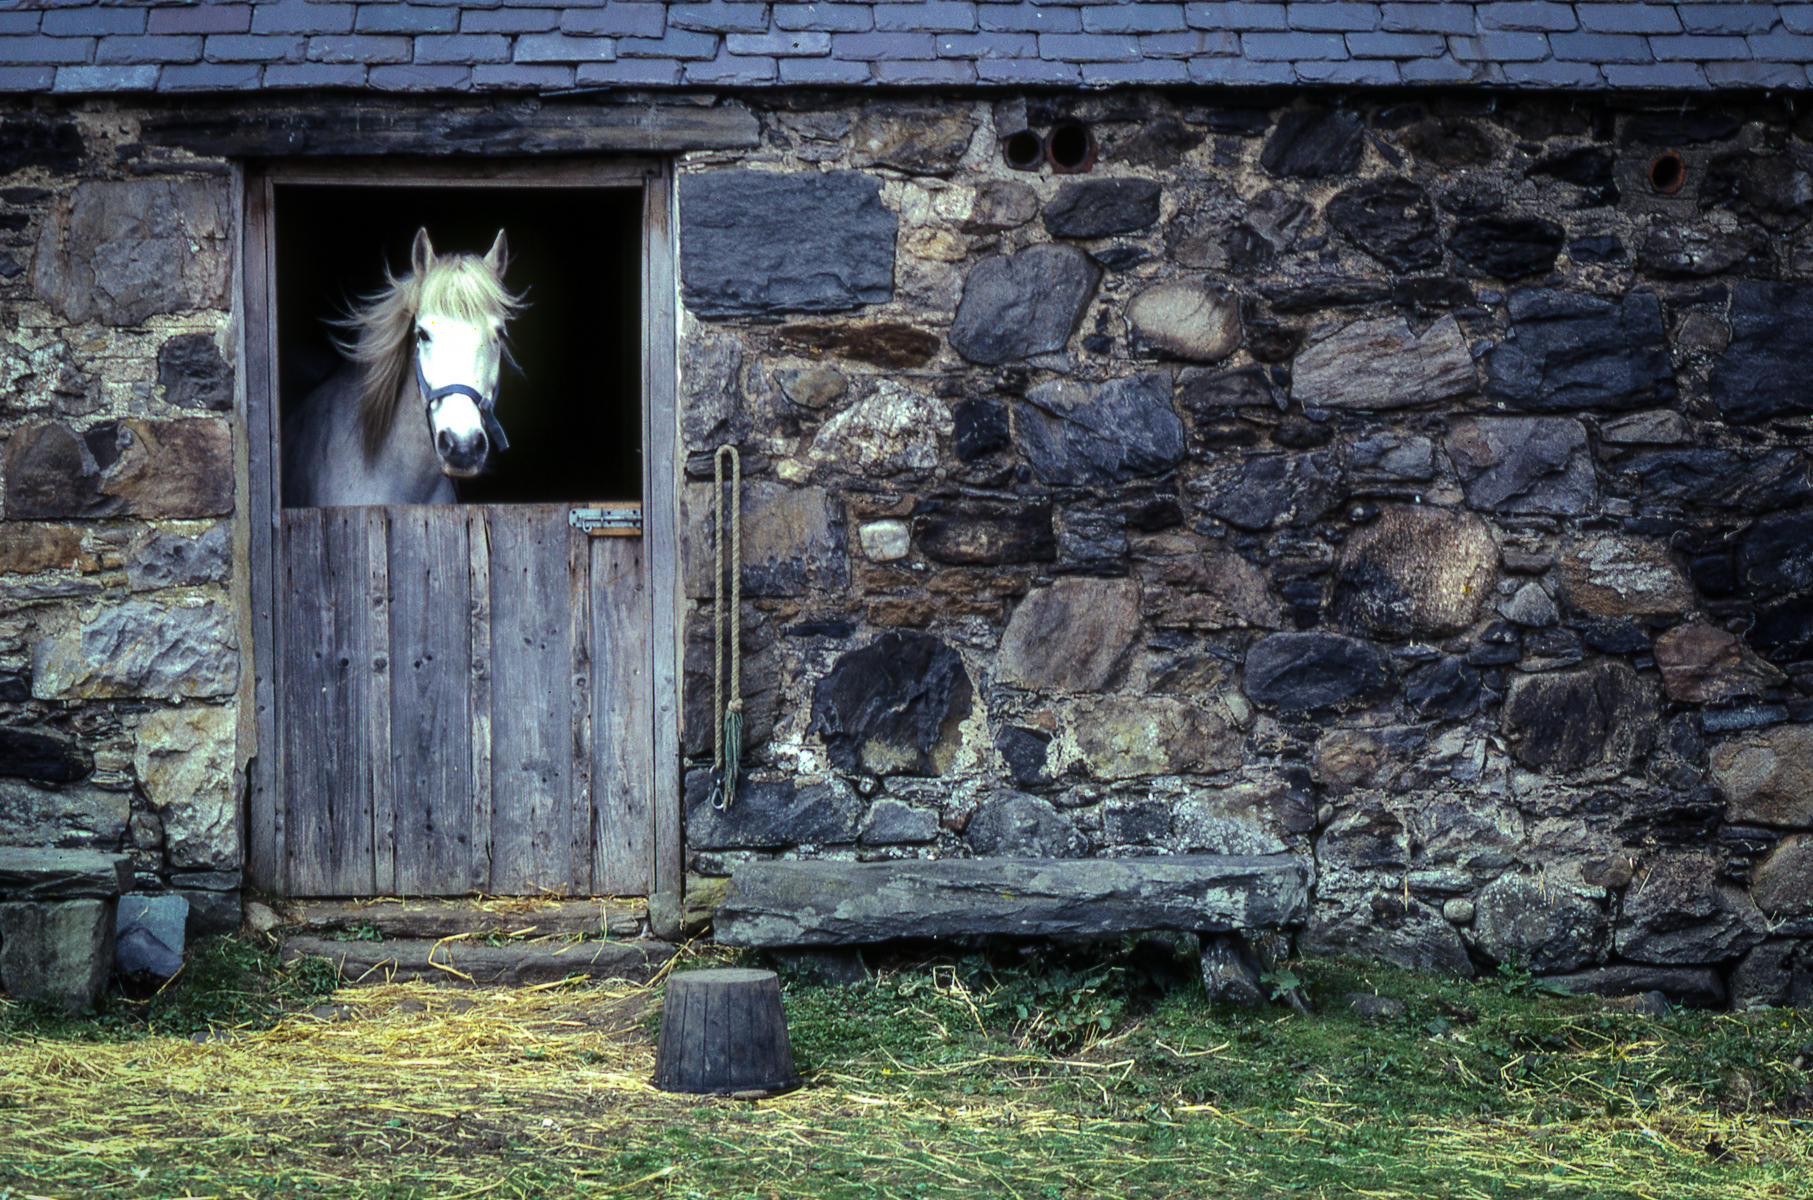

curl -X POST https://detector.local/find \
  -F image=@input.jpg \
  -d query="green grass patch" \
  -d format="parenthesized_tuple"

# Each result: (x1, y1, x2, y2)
(1, 943, 1809, 1199)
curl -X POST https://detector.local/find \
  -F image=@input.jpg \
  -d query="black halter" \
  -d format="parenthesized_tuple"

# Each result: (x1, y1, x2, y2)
(415, 356, 510, 453)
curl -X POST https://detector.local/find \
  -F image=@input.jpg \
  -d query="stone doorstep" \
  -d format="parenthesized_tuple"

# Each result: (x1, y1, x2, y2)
(282, 896, 647, 941)
(712, 853, 1313, 949)
(0, 847, 133, 902)
(279, 935, 677, 988)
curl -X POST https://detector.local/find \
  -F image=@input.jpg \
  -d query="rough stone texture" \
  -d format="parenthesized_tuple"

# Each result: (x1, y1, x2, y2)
(1064, 695, 1244, 780)
(1446, 417, 1595, 515)
(1501, 661, 1655, 775)
(0, 524, 85, 576)
(1711, 282, 1813, 424)
(32, 179, 232, 325)
(679, 170, 896, 318)
(1015, 373, 1185, 487)
(1291, 315, 1476, 411)
(1472, 874, 1609, 973)
(809, 632, 973, 777)
(1730, 940, 1813, 1010)
(714, 855, 1313, 947)
(1656, 622, 1785, 705)
(1751, 835, 1813, 920)
(157, 333, 233, 411)
(1616, 853, 1768, 965)
(915, 497, 1054, 565)
(996, 577, 1140, 693)
(682, 482, 842, 599)
(0, 899, 113, 1014)
(859, 800, 938, 846)
(1560, 537, 1694, 619)
(684, 771, 863, 851)
(0, 782, 126, 849)
(850, 106, 975, 175)
(1330, 506, 1498, 640)
(1261, 108, 1364, 180)
(949, 244, 1099, 365)
(132, 704, 238, 871)
(32, 600, 237, 702)
(0, 848, 132, 902)
(1042, 179, 1163, 239)
(1188, 451, 1340, 531)
(966, 795, 1087, 858)
(1244, 633, 1392, 715)
(1302, 880, 1474, 977)
(805, 384, 949, 479)
(1713, 725, 1813, 828)
(126, 523, 231, 593)
(1485, 290, 1674, 412)
(1449, 215, 1566, 279)
(4, 419, 233, 520)
(0, 728, 91, 784)
(114, 892, 188, 989)
(1546, 965, 1727, 1008)
(1143, 551, 1283, 632)
(1126, 279, 1240, 362)
(1324, 177, 1441, 272)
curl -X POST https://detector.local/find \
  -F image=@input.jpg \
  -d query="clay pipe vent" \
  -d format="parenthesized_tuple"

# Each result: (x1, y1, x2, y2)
(1648, 149, 1687, 195)
(1046, 121, 1097, 173)
(1001, 128, 1044, 171)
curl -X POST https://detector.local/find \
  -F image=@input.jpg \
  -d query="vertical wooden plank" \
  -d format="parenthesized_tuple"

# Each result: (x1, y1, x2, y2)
(568, 519, 596, 894)
(592, 534, 653, 894)
(643, 162, 684, 905)
(323, 508, 376, 894)
(279, 509, 332, 894)
(365, 507, 395, 894)
(487, 505, 573, 893)
(244, 172, 283, 892)
(388, 507, 474, 895)
(467, 508, 495, 893)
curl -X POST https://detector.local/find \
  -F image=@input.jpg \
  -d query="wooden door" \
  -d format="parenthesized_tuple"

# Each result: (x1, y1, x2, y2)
(274, 504, 652, 896)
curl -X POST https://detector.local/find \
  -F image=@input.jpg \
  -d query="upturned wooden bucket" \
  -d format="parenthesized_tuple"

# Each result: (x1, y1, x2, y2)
(651, 967, 801, 1096)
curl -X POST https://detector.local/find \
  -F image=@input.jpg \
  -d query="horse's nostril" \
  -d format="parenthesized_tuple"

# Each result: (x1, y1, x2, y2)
(437, 430, 456, 456)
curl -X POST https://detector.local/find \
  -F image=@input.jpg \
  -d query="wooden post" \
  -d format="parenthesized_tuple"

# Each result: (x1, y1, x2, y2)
(651, 968, 800, 1096)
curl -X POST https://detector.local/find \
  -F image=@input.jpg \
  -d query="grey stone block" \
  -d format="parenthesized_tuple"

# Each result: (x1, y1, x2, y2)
(353, 5, 458, 34)
(413, 34, 511, 64)
(669, 2, 770, 34)
(1241, 30, 1351, 60)
(204, 33, 303, 61)
(97, 35, 203, 65)
(516, 32, 617, 63)
(776, 3, 876, 32)
(1576, 3, 1682, 34)
(873, 58, 975, 83)
(1288, 2, 1384, 32)
(0, 899, 113, 1014)
(874, 1, 978, 33)
(1680, 3, 1779, 34)
(0, 848, 132, 902)
(1650, 33, 1753, 60)
(831, 30, 937, 59)
(304, 34, 410, 64)
(679, 169, 895, 318)
(1478, 1, 1579, 32)
(618, 29, 720, 58)
(716, 855, 1314, 947)
(470, 63, 575, 89)
(1602, 62, 1709, 87)
(43, 6, 143, 36)
(1187, 2, 1289, 32)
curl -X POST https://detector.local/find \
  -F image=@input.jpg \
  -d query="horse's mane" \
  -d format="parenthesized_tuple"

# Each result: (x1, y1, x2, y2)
(332, 251, 524, 460)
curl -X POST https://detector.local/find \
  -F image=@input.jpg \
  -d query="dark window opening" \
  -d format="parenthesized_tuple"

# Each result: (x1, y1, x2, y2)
(274, 184, 643, 506)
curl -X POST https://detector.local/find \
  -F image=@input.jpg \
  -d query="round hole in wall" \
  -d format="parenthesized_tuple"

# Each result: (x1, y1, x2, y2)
(1648, 149, 1687, 195)
(1001, 129, 1044, 171)
(1045, 121, 1096, 174)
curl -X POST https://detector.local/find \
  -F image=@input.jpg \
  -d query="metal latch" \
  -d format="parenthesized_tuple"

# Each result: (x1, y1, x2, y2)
(568, 504, 643, 535)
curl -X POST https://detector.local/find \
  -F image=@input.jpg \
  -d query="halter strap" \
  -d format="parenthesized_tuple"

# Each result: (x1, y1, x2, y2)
(415, 356, 510, 452)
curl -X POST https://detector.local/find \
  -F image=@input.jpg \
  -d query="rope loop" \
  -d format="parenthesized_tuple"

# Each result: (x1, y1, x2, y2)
(712, 445, 742, 810)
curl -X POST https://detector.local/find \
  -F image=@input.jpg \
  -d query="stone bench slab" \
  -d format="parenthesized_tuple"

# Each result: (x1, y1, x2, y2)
(281, 936, 677, 987)
(714, 854, 1312, 948)
(0, 847, 133, 902)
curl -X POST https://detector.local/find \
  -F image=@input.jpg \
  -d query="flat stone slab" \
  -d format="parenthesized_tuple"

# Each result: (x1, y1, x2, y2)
(0, 847, 132, 902)
(287, 897, 646, 940)
(714, 854, 1312, 948)
(280, 936, 676, 987)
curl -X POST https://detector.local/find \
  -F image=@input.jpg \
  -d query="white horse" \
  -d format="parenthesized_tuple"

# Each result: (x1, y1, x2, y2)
(282, 227, 523, 507)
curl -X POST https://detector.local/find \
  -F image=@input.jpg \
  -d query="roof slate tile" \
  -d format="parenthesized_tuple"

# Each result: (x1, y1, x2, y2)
(0, 37, 90, 65)
(874, 2, 979, 33)
(415, 33, 512, 62)
(157, 61, 264, 90)
(369, 62, 474, 88)
(465, 9, 560, 33)
(1477, 2, 1578, 33)
(1705, 58, 1807, 84)
(1679, 4, 1781, 34)
(979, 3, 1081, 32)
(875, 56, 980, 81)
(306, 34, 413, 64)
(98, 36, 203, 66)
(251, 2, 355, 37)
(471, 62, 575, 88)
(778, 54, 873, 81)
(562, 5, 667, 35)
(1243, 30, 1352, 59)
(55, 64, 156, 91)
(516, 32, 616, 62)
(774, 4, 876, 33)
(43, 7, 143, 37)
(725, 29, 833, 55)
(1285, 3, 1382, 33)
(577, 56, 685, 84)
(1083, 4, 1187, 34)
(1576, 4, 1683, 35)
(262, 62, 369, 87)
(1548, 30, 1656, 62)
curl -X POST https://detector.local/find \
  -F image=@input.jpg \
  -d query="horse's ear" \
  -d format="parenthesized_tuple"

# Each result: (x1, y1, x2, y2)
(410, 227, 434, 278)
(484, 229, 508, 274)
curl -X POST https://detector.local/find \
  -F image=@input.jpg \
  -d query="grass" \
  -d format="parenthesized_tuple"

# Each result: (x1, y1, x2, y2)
(0, 935, 1809, 1199)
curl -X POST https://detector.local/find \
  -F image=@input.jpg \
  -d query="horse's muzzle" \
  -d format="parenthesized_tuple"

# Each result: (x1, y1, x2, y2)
(436, 427, 489, 477)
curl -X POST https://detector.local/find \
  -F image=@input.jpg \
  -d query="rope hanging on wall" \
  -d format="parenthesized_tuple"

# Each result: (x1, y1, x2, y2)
(711, 444, 742, 811)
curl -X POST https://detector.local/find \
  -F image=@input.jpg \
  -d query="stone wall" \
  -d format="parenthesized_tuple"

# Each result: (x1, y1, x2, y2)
(0, 106, 242, 937)
(677, 92, 1813, 1009)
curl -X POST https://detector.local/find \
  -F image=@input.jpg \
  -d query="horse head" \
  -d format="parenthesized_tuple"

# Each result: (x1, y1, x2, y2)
(410, 227, 515, 480)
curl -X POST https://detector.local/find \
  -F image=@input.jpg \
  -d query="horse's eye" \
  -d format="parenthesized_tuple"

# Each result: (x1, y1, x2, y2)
(415, 327, 430, 346)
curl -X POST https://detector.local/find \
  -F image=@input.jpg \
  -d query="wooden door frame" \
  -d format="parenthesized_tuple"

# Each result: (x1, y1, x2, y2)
(239, 158, 681, 902)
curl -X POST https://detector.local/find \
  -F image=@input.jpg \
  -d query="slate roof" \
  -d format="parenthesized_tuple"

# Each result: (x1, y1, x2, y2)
(2, 2, 1811, 95)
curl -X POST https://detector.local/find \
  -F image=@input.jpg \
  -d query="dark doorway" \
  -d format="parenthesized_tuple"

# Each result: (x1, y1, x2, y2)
(273, 184, 643, 505)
